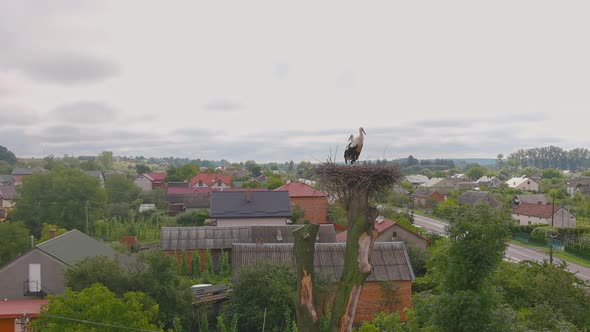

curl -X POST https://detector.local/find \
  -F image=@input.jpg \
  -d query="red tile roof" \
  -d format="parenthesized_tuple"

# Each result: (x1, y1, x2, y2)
(276, 182, 327, 197)
(511, 203, 563, 219)
(189, 173, 232, 187)
(0, 299, 48, 319)
(143, 172, 167, 183)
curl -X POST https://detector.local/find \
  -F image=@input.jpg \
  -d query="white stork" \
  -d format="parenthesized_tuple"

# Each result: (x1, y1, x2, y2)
(344, 127, 366, 164)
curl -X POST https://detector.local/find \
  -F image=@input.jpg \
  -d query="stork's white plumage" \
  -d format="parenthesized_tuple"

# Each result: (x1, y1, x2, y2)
(344, 127, 366, 164)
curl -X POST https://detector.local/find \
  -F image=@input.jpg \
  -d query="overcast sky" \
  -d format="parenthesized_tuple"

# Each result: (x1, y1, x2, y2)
(1, 1, 589, 163)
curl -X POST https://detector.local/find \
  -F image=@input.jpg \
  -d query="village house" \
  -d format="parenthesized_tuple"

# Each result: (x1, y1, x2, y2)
(0, 299, 48, 332)
(134, 172, 167, 191)
(404, 174, 429, 188)
(411, 189, 446, 208)
(336, 217, 430, 250)
(419, 177, 455, 195)
(512, 194, 549, 206)
(454, 181, 480, 190)
(574, 186, 590, 196)
(457, 191, 503, 209)
(506, 176, 539, 192)
(189, 173, 232, 189)
(566, 176, 590, 196)
(231, 242, 415, 323)
(0, 229, 134, 300)
(511, 203, 576, 227)
(476, 176, 502, 188)
(11, 167, 46, 185)
(160, 224, 336, 272)
(209, 190, 292, 226)
(276, 182, 328, 224)
(0, 185, 16, 222)
(0, 174, 14, 185)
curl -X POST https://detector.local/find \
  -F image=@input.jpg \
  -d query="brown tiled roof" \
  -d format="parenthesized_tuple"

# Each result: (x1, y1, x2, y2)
(189, 173, 232, 187)
(511, 203, 563, 218)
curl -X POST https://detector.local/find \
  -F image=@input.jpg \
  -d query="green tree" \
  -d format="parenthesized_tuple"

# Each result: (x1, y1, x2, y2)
(296, 161, 314, 179)
(430, 205, 511, 332)
(65, 256, 130, 296)
(493, 261, 590, 328)
(97, 151, 113, 170)
(105, 174, 141, 203)
(542, 168, 562, 179)
(135, 163, 152, 174)
(205, 249, 214, 275)
(224, 263, 296, 332)
(266, 175, 284, 190)
(39, 223, 67, 241)
(220, 250, 230, 277)
(0, 222, 30, 266)
(31, 283, 161, 332)
(166, 164, 200, 182)
(0, 145, 17, 164)
(12, 167, 107, 236)
(465, 165, 486, 181)
(180, 250, 188, 276)
(139, 188, 167, 209)
(191, 252, 202, 278)
(245, 160, 262, 177)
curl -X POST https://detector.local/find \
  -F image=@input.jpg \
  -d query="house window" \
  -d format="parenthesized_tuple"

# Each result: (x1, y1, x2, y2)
(392, 232, 398, 239)
(528, 221, 531, 225)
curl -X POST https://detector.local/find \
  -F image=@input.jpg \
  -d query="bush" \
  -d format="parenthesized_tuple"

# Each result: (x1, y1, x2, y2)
(175, 210, 209, 226)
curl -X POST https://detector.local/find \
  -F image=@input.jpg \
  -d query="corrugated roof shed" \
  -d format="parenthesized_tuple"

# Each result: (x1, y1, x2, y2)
(210, 190, 291, 218)
(231, 242, 415, 281)
(36, 229, 125, 265)
(161, 225, 336, 250)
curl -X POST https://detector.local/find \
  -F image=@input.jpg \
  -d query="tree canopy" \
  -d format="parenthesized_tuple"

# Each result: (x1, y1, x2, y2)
(0, 145, 17, 164)
(31, 283, 161, 332)
(12, 167, 107, 236)
(0, 222, 30, 266)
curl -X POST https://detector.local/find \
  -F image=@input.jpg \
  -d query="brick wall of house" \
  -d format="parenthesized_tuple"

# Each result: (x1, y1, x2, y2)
(291, 197, 328, 224)
(318, 280, 412, 324)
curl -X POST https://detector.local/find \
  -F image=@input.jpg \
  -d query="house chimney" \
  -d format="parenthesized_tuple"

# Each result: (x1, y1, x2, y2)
(30, 235, 34, 248)
(49, 229, 56, 239)
(246, 189, 251, 202)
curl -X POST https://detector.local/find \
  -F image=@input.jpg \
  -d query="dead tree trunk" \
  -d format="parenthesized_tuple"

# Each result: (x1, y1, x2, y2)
(314, 164, 401, 332)
(293, 224, 320, 332)
(329, 190, 379, 332)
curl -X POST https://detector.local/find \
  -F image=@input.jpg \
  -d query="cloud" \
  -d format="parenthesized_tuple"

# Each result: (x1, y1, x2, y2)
(0, 105, 38, 125)
(203, 98, 242, 112)
(50, 101, 117, 123)
(16, 54, 119, 85)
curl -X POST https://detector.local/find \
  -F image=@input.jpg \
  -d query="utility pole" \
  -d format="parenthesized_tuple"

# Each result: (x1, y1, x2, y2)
(85, 200, 90, 234)
(549, 195, 555, 264)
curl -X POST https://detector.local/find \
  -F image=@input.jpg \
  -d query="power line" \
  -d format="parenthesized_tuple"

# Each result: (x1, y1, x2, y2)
(41, 313, 160, 332)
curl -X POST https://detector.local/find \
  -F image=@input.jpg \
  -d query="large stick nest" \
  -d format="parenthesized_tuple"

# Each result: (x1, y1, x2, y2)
(315, 163, 402, 197)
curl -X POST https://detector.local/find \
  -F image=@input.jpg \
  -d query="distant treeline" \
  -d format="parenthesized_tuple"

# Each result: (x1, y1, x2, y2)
(506, 146, 590, 171)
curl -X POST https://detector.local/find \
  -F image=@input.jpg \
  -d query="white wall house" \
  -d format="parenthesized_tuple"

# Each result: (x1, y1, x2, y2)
(511, 203, 576, 228)
(134, 175, 153, 191)
(506, 176, 539, 192)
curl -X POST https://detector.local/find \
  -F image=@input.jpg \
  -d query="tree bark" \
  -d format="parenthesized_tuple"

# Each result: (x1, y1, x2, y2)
(329, 191, 379, 332)
(293, 224, 320, 332)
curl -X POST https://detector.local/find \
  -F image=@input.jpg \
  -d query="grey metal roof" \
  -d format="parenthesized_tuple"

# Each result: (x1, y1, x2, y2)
(457, 191, 501, 208)
(35, 230, 124, 266)
(160, 225, 336, 250)
(404, 174, 429, 184)
(0, 174, 13, 184)
(210, 191, 291, 218)
(515, 194, 548, 205)
(11, 167, 46, 175)
(231, 242, 415, 281)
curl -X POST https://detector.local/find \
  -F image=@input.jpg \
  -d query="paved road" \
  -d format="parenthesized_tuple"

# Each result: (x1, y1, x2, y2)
(411, 212, 590, 282)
